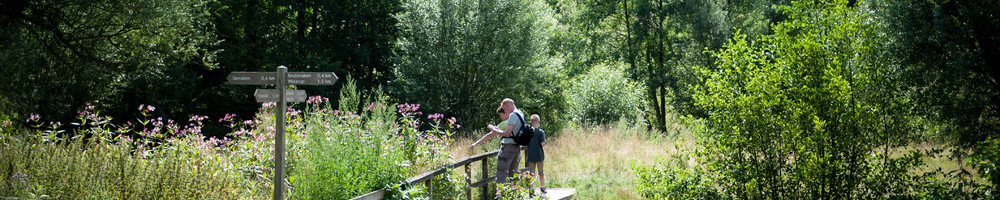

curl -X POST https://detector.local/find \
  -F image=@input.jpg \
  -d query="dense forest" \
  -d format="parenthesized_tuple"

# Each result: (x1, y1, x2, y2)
(1, 0, 998, 198)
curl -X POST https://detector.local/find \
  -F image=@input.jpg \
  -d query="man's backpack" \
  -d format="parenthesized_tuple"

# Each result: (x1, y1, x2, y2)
(512, 112, 534, 146)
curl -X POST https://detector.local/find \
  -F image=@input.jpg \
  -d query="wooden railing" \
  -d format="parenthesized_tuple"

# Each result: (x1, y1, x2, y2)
(351, 147, 526, 200)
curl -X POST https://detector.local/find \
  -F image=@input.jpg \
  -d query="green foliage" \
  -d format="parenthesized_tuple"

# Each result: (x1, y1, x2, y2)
(636, 0, 941, 198)
(565, 62, 644, 125)
(969, 137, 1000, 194)
(0, 80, 462, 199)
(0, 104, 269, 199)
(393, 0, 565, 134)
(0, 0, 405, 138)
(496, 170, 545, 200)
(293, 79, 458, 199)
(871, 0, 1000, 151)
(294, 80, 406, 198)
(392, 168, 467, 200)
(550, 0, 793, 132)
(210, 0, 401, 95)
(0, 0, 217, 126)
(632, 157, 720, 199)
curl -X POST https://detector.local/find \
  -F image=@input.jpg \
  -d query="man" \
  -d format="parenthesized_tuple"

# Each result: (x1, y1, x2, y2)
(469, 98, 524, 184)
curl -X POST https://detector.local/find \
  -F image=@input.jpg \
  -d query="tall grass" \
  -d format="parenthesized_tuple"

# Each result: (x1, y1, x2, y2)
(1, 80, 460, 199)
(451, 120, 682, 200)
(1, 103, 268, 199)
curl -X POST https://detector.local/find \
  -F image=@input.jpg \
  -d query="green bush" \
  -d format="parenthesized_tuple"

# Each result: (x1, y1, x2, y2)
(565, 62, 644, 125)
(292, 78, 458, 199)
(634, 0, 975, 198)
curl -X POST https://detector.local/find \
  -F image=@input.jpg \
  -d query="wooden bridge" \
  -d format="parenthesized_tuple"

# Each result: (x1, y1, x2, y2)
(352, 147, 574, 200)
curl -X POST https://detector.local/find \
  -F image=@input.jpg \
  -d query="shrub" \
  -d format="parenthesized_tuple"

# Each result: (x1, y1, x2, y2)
(292, 78, 459, 199)
(634, 0, 974, 199)
(565, 62, 644, 125)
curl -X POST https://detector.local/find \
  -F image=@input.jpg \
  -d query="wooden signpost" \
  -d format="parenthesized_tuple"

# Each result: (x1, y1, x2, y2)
(227, 66, 338, 200)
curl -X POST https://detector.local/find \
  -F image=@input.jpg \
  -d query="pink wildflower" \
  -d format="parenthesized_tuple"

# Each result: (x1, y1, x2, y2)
(26, 113, 39, 123)
(189, 115, 208, 122)
(307, 95, 324, 104)
(219, 113, 236, 123)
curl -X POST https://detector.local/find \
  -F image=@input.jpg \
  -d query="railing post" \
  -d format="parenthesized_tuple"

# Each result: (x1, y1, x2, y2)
(481, 157, 489, 200)
(465, 163, 472, 200)
(425, 179, 433, 198)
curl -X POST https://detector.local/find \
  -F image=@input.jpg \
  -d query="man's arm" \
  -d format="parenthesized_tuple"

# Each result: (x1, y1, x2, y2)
(493, 124, 515, 137)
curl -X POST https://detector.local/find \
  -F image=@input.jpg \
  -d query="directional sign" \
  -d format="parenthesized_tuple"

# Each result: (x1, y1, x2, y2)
(228, 72, 278, 85)
(228, 72, 338, 85)
(254, 89, 307, 102)
(227, 66, 339, 200)
(287, 72, 338, 85)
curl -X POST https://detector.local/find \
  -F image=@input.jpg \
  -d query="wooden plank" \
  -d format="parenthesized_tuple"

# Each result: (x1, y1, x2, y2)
(449, 150, 500, 168)
(349, 189, 385, 200)
(543, 188, 576, 200)
(470, 176, 497, 188)
(405, 167, 448, 186)
(350, 146, 538, 200)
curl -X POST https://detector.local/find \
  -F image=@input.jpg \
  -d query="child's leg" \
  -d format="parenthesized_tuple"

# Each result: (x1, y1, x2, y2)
(526, 162, 538, 189)
(538, 162, 545, 188)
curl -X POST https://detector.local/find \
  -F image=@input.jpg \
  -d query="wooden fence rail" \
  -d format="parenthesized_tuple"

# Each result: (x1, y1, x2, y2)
(351, 147, 526, 200)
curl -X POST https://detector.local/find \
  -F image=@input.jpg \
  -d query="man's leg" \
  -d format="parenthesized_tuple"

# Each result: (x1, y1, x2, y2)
(496, 145, 517, 184)
(509, 146, 520, 180)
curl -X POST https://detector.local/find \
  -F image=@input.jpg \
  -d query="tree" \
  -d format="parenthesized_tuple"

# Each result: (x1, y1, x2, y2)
(392, 0, 563, 133)
(685, 0, 922, 198)
(210, 0, 401, 108)
(872, 0, 1000, 151)
(550, 0, 791, 131)
(0, 0, 216, 126)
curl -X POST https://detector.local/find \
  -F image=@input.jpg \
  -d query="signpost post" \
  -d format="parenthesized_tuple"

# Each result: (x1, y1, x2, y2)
(227, 66, 338, 200)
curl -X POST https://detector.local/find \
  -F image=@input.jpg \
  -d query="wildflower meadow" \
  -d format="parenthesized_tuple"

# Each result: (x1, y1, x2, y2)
(0, 80, 460, 199)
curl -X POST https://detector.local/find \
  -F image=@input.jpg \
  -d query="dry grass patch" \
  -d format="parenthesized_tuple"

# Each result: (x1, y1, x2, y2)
(451, 125, 685, 200)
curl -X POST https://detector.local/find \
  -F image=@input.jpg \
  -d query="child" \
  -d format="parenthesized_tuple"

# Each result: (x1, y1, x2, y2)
(525, 114, 547, 194)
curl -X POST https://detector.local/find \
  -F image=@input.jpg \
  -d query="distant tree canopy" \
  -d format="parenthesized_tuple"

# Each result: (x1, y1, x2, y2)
(392, 0, 564, 133)
(872, 0, 1000, 150)
(0, 0, 216, 127)
(0, 0, 402, 136)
